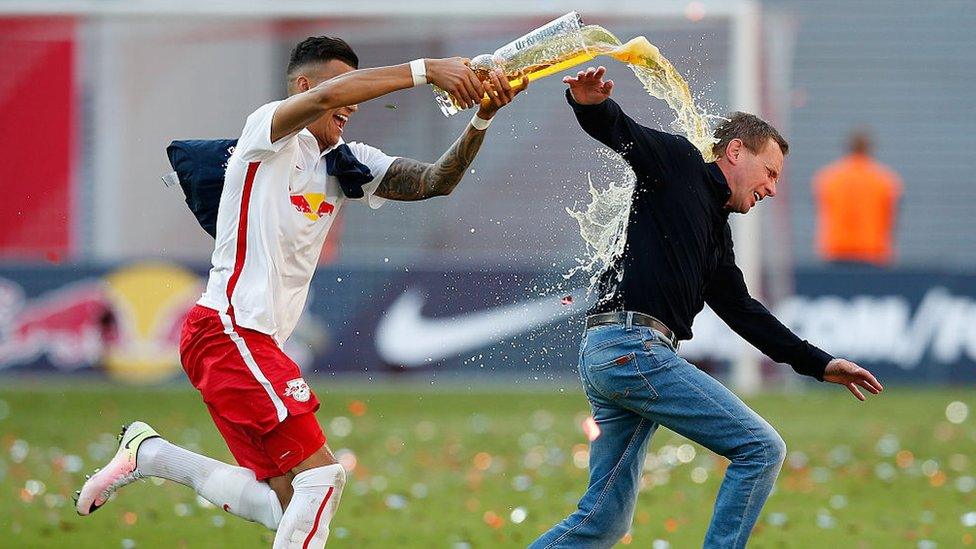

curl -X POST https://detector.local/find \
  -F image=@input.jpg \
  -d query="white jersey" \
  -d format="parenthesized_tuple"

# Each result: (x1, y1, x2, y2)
(198, 100, 397, 345)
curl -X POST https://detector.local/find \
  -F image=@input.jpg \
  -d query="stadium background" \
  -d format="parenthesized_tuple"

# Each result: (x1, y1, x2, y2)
(1, 1, 975, 547)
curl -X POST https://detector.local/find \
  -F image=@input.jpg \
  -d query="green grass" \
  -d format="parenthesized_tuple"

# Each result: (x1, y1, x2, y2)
(0, 382, 974, 548)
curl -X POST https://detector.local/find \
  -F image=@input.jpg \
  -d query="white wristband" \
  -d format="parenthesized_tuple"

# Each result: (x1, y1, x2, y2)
(470, 113, 492, 131)
(409, 59, 427, 87)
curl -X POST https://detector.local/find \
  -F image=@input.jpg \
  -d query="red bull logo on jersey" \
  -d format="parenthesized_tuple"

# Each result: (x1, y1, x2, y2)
(290, 193, 335, 221)
(0, 262, 202, 384)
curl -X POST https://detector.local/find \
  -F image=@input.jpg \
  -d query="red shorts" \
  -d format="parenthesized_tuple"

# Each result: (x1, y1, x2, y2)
(180, 305, 325, 479)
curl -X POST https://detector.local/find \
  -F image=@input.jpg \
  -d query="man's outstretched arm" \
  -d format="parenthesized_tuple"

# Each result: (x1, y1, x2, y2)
(376, 70, 528, 201)
(704, 228, 884, 399)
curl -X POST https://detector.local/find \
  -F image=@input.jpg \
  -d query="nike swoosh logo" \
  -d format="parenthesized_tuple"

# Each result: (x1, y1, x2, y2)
(375, 289, 588, 367)
(125, 434, 158, 451)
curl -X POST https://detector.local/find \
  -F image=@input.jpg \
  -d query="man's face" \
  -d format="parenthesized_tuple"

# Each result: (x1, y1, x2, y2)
(725, 137, 784, 214)
(294, 59, 358, 149)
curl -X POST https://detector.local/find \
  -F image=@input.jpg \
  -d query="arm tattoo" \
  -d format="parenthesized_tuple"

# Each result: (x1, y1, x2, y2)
(376, 124, 487, 201)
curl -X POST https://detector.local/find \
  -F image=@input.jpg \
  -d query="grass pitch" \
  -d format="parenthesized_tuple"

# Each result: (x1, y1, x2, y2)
(1, 382, 974, 548)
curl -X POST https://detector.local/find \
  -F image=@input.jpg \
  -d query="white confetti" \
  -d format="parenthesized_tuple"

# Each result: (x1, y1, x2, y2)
(384, 494, 407, 509)
(946, 401, 969, 424)
(510, 507, 528, 524)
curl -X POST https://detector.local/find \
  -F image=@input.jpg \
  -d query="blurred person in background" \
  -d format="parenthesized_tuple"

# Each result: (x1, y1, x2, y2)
(532, 67, 884, 549)
(75, 36, 526, 548)
(814, 129, 902, 266)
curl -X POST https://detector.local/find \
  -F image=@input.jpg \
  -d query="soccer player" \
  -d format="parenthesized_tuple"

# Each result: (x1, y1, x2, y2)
(75, 37, 527, 548)
(531, 67, 884, 549)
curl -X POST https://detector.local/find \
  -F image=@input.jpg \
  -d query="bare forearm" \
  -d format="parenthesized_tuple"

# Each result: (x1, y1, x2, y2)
(377, 124, 487, 201)
(272, 65, 413, 143)
(427, 124, 487, 195)
(313, 64, 414, 109)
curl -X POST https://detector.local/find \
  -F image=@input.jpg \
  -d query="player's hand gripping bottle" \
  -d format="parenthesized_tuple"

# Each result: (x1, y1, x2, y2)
(432, 11, 590, 116)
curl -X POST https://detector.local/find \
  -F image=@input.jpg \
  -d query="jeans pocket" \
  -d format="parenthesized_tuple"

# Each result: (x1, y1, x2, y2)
(590, 352, 636, 372)
(587, 352, 659, 409)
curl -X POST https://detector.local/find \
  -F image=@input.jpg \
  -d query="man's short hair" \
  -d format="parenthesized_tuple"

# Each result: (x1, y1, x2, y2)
(711, 112, 789, 159)
(287, 36, 359, 77)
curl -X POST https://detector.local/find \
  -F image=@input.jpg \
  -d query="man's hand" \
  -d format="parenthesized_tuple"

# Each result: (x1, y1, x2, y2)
(477, 70, 529, 119)
(823, 358, 884, 401)
(563, 66, 614, 105)
(425, 57, 485, 110)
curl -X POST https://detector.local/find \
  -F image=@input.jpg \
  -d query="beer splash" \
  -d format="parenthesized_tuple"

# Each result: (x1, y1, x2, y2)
(564, 26, 716, 293)
(565, 150, 636, 292)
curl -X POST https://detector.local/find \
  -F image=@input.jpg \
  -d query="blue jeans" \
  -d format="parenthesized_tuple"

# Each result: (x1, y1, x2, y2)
(531, 320, 787, 549)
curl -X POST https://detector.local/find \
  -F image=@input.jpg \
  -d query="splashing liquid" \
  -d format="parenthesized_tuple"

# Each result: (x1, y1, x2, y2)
(563, 26, 716, 295)
(565, 150, 636, 292)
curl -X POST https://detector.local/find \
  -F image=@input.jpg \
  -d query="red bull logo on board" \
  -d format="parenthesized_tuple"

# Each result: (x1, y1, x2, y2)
(0, 262, 202, 384)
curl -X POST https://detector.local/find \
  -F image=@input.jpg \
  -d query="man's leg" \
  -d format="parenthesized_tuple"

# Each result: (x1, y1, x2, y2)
(531, 325, 656, 548)
(531, 403, 654, 548)
(265, 414, 344, 549)
(621, 335, 787, 549)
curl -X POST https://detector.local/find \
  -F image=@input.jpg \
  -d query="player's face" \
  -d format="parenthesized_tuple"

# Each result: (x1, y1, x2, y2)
(726, 138, 783, 214)
(301, 60, 358, 149)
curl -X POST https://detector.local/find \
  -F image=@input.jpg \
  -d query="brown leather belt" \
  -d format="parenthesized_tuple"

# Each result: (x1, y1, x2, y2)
(585, 311, 680, 349)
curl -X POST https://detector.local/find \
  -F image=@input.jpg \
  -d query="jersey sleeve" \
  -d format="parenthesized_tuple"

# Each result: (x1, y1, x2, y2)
(347, 141, 399, 209)
(235, 101, 301, 162)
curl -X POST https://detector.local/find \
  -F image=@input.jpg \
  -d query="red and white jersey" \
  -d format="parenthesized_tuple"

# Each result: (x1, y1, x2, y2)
(198, 100, 397, 345)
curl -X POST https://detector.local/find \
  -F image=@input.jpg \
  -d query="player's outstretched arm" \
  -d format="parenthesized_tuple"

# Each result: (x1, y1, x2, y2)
(376, 70, 528, 201)
(823, 359, 884, 401)
(271, 58, 485, 143)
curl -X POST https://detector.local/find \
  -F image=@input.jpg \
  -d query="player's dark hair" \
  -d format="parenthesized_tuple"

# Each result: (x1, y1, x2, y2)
(287, 36, 359, 76)
(712, 112, 789, 159)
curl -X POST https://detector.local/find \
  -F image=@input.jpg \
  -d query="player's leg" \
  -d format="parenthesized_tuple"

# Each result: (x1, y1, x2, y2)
(267, 473, 296, 510)
(531, 325, 656, 548)
(138, 426, 286, 528)
(629, 329, 787, 549)
(266, 414, 344, 549)
(190, 305, 340, 547)
(74, 420, 284, 529)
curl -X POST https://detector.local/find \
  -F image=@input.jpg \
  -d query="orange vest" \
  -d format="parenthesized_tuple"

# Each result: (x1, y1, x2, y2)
(813, 154, 902, 265)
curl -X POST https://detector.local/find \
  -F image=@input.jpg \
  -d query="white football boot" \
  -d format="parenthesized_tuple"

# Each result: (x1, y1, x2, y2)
(74, 421, 160, 516)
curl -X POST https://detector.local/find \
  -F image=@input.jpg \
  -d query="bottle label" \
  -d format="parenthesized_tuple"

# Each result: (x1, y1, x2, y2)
(495, 12, 583, 59)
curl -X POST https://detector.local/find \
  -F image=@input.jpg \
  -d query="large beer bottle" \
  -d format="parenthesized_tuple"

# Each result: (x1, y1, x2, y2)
(432, 12, 594, 116)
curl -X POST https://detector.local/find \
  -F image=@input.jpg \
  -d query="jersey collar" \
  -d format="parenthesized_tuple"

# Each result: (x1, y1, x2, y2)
(298, 128, 345, 157)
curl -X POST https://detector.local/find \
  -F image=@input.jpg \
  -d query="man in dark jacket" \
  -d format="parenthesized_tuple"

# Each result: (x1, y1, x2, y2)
(531, 67, 883, 549)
